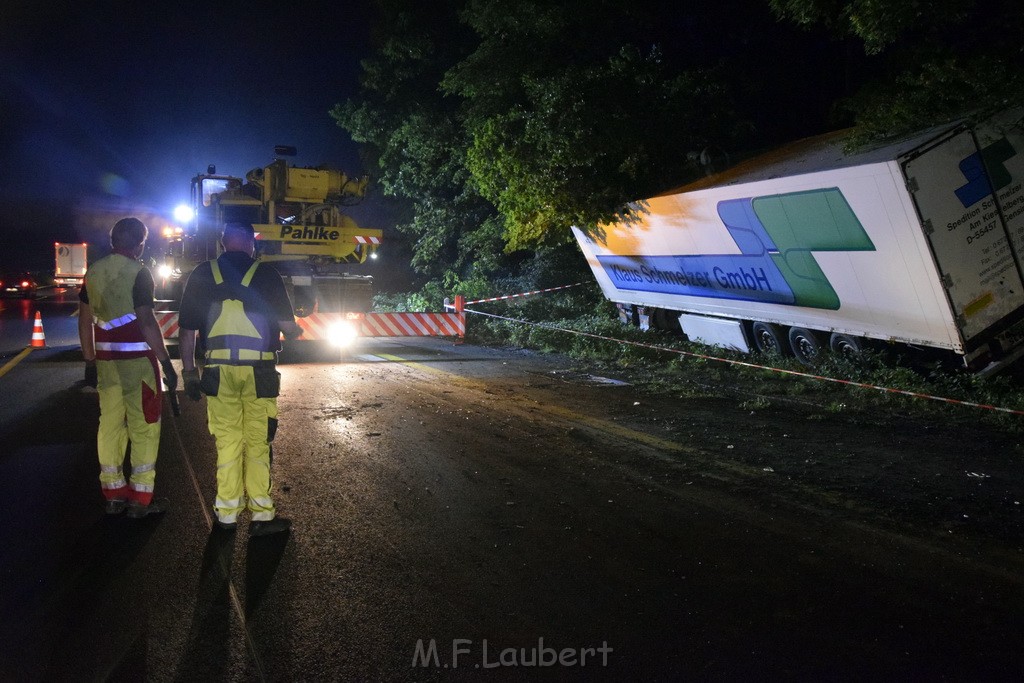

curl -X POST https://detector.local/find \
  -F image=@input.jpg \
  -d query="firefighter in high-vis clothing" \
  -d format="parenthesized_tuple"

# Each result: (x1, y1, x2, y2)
(177, 222, 300, 537)
(78, 217, 178, 518)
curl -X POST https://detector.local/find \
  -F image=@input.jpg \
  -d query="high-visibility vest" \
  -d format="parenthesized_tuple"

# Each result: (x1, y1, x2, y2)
(204, 259, 277, 364)
(87, 255, 152, 361)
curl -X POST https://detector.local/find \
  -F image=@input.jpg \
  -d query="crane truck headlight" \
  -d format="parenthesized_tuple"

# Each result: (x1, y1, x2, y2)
(157, 264, 174, 279)
(326, 320, 359, 348)
(173, 204, 194, 223)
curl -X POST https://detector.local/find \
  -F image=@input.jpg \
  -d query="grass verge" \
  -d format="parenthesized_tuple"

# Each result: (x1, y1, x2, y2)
(462, 300, 1024, 434)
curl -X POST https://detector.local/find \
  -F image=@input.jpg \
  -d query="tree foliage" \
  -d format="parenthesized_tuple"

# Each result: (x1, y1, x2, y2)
(769, 0, 1024, 142)
(333, 0, 748, 291)
(443, 1, 740, 251)
(332, 0, 491, 288)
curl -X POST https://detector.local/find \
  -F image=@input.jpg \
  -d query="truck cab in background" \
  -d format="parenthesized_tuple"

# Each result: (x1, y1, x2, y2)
(54, 242, 88, 287)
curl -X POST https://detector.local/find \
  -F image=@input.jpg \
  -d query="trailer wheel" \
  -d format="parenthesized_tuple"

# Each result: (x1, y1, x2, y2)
(789, 327, 824, 366)
(829, 333, 864, 359)
(751, 322, 789, 356)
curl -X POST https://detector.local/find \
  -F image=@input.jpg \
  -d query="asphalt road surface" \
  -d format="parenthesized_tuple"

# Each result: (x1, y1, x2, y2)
(2, 336, 1023, 681)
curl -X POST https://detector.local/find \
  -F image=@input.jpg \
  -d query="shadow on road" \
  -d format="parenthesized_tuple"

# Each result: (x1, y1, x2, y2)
(173, 528, 238, 682)
(28, 515, 161, 680)
(245, 531, 289, 617)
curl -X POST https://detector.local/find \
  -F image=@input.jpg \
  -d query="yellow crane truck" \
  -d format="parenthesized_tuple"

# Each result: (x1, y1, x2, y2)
(155, 150, 382, 346)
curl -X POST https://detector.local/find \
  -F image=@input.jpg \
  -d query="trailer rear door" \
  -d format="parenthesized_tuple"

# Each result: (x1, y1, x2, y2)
(903, 128, 1024, 348)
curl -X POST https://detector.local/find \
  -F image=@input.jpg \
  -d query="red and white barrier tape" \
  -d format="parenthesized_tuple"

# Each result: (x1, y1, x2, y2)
(465, 308, 1024, 417)
(464, 282, 587, 305)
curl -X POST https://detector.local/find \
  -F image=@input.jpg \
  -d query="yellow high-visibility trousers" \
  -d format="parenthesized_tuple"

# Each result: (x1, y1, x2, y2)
(96, 356, 162, 506)
(205, 364, 278, 524)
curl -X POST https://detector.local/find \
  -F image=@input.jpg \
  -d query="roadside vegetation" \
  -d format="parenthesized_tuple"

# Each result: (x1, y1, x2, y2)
(467, 293, 1024, 434)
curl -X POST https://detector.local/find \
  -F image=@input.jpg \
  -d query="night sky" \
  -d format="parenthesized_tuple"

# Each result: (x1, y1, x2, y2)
(0, 1, 375, 270)
(0, 1, 850, 276)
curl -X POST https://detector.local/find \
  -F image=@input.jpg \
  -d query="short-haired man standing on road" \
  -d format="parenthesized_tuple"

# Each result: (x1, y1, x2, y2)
(177, 222, 301, 537)
(78, 216, 177, 518)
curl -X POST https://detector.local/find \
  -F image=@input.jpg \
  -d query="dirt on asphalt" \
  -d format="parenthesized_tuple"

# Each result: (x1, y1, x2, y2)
(553, 350, 1024, 559)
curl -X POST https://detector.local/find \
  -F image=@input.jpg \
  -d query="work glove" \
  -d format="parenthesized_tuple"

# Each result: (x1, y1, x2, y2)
(160, 359, 178, 394)
(183, 369, 203, 401)
(84, 361, 97, 388)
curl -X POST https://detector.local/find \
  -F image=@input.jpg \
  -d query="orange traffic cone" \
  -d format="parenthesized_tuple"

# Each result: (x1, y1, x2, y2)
(30, 311, 46, 348)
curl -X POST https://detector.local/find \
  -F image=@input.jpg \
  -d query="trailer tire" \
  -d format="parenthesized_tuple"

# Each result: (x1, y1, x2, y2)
(829, 333, 865, 359)
(751, 322, 790, 356)
(789, 327, 824, 366)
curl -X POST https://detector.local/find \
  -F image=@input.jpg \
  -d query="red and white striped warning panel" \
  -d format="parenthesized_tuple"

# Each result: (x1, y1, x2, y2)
(155, 310, 464, 340)
(362, 312, 464, 337)
(156, 311, 179, 339)
(354, 236, 382, 244)
(295, 313, 350, 340)
(297, 312, 464, 338)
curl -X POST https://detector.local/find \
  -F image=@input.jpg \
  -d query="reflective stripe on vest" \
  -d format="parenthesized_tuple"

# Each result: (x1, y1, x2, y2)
(96, 341, 151, 352)
(205, 260, 276, 364)
(96, 312, 138, 330)
(87, 255, 152, 361)
(94, 312, 151, 357)
(207, 348, 277, 361)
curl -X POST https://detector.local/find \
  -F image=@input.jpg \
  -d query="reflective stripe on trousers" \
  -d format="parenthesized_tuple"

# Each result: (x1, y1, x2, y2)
(206, 364, 278, 524)
(215, 497, 244, 524)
